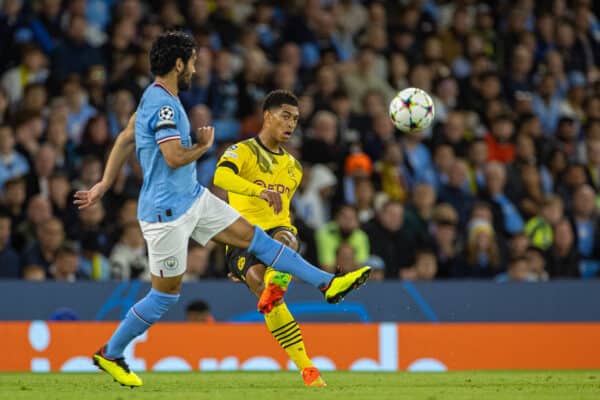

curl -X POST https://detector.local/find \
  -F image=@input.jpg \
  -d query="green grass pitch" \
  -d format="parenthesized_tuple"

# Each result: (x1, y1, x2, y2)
(1, 371, 599, 400)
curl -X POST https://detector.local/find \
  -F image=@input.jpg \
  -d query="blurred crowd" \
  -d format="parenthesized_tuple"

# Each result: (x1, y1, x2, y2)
(0, 0, 599, 283)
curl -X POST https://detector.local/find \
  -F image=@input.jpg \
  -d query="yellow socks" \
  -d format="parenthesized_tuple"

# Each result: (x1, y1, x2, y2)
(264, 302, 313, 370)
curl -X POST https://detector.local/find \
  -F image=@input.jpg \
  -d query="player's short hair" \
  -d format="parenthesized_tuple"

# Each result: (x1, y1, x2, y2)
(262, 90, 298, 112)
(149, 30, 196, 77)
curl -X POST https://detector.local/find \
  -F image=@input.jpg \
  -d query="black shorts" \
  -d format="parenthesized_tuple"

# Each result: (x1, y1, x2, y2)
(226, 227, 295, 282)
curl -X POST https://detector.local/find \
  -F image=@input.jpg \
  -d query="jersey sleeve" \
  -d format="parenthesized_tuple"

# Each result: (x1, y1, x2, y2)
(149, 100, 181, 144)
(214, 143, 264, 197)
(217, 143, 247, 174)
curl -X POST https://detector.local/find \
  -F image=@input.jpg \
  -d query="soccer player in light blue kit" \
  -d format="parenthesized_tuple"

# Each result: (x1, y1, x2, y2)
(74, 31, 371, 387)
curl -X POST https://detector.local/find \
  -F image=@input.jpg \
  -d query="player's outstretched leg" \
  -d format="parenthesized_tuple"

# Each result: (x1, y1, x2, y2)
(92, 288, 180, 387)
(247, 226, 371, 303)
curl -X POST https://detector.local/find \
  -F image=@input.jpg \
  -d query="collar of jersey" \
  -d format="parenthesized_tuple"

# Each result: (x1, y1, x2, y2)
(255, 136, 284, 155)
(153, 81, 177, 98)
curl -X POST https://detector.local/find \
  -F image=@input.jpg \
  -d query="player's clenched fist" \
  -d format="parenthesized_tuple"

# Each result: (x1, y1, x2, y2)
(259, 189, 283, 214)
(196, 126, 214, 149)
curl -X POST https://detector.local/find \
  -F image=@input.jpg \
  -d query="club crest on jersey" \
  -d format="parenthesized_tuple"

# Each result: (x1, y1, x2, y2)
(158, 106, 175, 121)
(163, 256, 179, 269)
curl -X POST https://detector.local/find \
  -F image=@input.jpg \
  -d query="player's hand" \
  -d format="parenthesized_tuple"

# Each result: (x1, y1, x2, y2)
(259, 189, 283, 214)
(73, 181, 108, 210)
(196, 126, 214, 150)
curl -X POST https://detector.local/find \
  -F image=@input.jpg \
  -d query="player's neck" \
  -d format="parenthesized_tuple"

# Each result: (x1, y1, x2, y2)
(155, 76, 178, 97)
(257, 131, 282, 154)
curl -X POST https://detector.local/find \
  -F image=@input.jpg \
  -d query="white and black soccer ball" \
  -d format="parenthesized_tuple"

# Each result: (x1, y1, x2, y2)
(389, 88, 435, 134)
(159, 106, 175, 121)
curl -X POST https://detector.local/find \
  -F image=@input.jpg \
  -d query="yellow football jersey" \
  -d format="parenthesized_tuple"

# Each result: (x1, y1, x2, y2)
(217, 137, 302, 232)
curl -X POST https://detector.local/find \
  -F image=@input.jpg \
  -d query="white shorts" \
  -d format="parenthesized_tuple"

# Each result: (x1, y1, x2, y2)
(139, 190, 240, 278)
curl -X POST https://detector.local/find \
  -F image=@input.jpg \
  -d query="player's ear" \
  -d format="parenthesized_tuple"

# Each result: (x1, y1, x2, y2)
(175, 58, 184, 73)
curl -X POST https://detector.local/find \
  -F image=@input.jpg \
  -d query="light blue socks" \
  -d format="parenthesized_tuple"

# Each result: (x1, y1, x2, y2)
(105, 289, 180, 359)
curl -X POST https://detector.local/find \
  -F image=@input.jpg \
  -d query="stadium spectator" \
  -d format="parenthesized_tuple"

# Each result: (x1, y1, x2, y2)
(524, 194, 564, 251)
(78, 114, 112, 159)
(48, 171, 73, 224)
(50, 14, 103, 83)
(363, 200, 418, 278)
(400, 248, 439, 281)
(1, 176, 26, 228)
(336, 242, 358, 274)
(428, 203, 461, 278)
(480, 161, 524, 237)
(456, 218, 504, 278)
(185, 299, 214, 323)
(570, 184, 600, 278)
(106, 89, 136, 139)
(524, 246, 549, 282)
(110, 222, 148, 281)
(376, 141, 410, 202)
(404, 183, 436, 241)
(183, 241, 213, 282)
(353, 177, 376, 224)
(495, 256, 534, 283)
(49, 240, 82, 281)
(0, 124, 29, 189)
(14, 194, 52, 252)
(0, 210, 19, 278)
(301, 110, 345, 169)
(438, 159, 475, 227)
(293, 163, 337, 230)
(341, 151, 373, 205)
(1, 43, 49, 108)
(45, 113, 77, 172)
(14, 113, 44, 165)
(79, 231, 111, 280)
(62, 78, 97, 145)
(21, 217, 64, 277)
(25, 143, 56, 198)
(547, 217, 580, 278)
(316, 204, 369, 272)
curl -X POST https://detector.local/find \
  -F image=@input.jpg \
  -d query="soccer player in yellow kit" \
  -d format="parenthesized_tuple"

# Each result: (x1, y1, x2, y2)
(214, 90, 338, 387)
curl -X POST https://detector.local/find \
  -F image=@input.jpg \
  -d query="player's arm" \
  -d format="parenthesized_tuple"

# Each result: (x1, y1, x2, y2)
(73, 113, 136, 209)
(159, 126, 214, 169)
(214, 147, 283, 213)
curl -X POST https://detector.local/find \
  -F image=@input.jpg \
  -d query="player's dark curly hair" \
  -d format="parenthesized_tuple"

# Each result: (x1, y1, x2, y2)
(149, 30, 196, 77)
(262, 90, 298, 112)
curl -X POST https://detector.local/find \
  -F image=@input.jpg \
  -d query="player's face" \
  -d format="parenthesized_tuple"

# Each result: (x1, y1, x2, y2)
(177, 51, 197, 91)
(267, 104, 299, 143)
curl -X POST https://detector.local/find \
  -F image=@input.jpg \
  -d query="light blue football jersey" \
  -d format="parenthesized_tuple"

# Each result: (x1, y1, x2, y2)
(135, 82, 204, 223)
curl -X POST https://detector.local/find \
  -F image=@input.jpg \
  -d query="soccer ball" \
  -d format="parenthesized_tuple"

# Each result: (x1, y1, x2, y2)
(389, 87, 435, 134)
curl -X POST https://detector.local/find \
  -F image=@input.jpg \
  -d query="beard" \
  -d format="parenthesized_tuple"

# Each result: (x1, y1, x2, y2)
(177, 68, 192, 91)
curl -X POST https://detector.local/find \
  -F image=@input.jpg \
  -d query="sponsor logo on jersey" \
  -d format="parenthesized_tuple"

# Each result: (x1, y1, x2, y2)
(254, 180, 291, 196)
